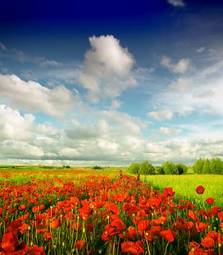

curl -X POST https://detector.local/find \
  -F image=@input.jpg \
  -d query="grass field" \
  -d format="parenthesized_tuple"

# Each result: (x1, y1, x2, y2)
(143, 174, 223, 206)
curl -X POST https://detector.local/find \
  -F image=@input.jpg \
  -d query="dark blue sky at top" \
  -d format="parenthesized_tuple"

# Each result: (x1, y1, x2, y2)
(1, 0, 223, 64)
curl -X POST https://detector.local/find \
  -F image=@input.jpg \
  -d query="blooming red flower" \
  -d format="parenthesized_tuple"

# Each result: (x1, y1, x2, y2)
(137, 220, 150, 232)
(160, 229, 175, 243)
(50, 219, 61, 229)
(163, 187, 175, 197)
(126, 226, 137, 239)
(218, 211, 223, 222)
(201, 236, 215, 249)
(121, 241, 144, 255)
(1, 232, 19, 252)
(206, 197, 214, 205)
(75, 240, 86, 249)
(196, 185, 205, 195)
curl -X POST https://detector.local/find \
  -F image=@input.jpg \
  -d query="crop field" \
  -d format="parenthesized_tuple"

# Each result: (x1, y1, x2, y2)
(0, 167, 222, 255)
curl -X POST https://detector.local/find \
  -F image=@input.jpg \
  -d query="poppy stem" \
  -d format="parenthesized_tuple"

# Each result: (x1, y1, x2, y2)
(164, 242, 169, 255)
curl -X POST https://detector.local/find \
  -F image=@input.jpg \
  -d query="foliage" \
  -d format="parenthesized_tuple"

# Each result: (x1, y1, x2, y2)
(193, 158, 223, 174)
(128, 162, 140, 174)
(92, 165, 103, 170)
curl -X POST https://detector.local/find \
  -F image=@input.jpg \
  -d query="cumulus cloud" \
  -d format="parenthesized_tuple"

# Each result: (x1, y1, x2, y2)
(0, 105, 34, 141)
(79, 35, 136, 102)
(161, 56, 190, 74)
(167, 0, 185, 7)
(0, 74, 76, 117)
(148, 110, 174, 121)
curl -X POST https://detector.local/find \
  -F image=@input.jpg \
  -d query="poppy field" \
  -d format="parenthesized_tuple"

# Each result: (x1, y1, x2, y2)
(0, 167, 223, 255)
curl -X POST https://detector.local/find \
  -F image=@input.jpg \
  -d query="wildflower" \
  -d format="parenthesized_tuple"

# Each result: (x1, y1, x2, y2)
(206, 197, 214, 205)
(160, 229, 175, 243)
(196, 185, 205, 195)
(201, 237, 215, 249)
(75, 240, 86, 249)
(121, 241, 144, 255)
(1, 232, 19, 252)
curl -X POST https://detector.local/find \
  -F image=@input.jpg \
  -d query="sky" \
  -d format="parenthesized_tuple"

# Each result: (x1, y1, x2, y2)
(0, 0, 223, 165)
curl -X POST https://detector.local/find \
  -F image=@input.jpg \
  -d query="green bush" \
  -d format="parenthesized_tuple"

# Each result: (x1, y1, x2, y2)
(128, 163, 140, 174)
(140, 160, 156, 175)
(162, 161, 178, 175)
(176, 163, 187, 175)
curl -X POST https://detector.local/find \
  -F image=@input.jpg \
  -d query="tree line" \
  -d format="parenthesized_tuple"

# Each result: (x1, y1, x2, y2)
(128, 160, 187, 175)
(192, 158, 223, 174)
(128, 158, 223, 175)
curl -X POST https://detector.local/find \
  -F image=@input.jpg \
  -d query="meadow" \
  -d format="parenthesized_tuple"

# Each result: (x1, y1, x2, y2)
(143, 174, 223, 207)
(0, 166, 222, 255)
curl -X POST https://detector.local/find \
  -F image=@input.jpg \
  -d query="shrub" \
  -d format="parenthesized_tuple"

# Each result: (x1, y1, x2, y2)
(92, 165, 103, 170)
(162, 161, 178, 175)
(176, 163, 187, 175)
(128, 163, 140, 174)
(140, 160, 156, 175)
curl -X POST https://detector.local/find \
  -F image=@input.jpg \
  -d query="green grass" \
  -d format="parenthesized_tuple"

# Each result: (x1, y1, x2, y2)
(143, 174, 223, 206)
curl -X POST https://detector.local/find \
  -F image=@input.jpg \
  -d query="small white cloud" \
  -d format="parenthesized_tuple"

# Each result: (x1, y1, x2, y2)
(0, 42, 8, 51)
(80, 35, 136, 102)
(197, 47, 205, 53)
(110, 100, 122, 110)
(161, 56, 190, 74)
(167, 0, 185, 7)
(159, 127, 181, 136)
(0, 74, 76, 117)
(148, 110, 174, 121)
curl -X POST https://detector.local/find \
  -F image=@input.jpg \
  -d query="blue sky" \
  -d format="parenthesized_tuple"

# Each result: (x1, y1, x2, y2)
(0, 0, 223, 165)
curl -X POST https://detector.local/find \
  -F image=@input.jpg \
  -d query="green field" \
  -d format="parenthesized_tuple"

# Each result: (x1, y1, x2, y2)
(143, 174, 223, 206)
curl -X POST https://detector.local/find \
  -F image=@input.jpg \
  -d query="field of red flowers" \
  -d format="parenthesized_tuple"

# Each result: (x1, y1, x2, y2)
(0, 173, 222, 255)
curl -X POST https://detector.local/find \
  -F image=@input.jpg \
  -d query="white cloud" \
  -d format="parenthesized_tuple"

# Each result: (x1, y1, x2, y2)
(197, 47, 205, 53)
(167, 0, 185, 7)
(159, 127, 181, 136)
(161, 56, 190, 74)
(110, 99, 122, 110)
(0, 105, 34, 141)
(148, 110, 173, 121)
(0, 74, 76, 117)
(79, 35, 136, 102)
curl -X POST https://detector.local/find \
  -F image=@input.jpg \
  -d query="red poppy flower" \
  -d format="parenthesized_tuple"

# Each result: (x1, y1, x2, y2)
(218, 211, 223, 222)
(121, 241, 144, 255)
(50, 219, 61, 229)
(160, 229, 175, 243)
(75, 240, 86, 249)
(206, 197, 214, 205)
(196, 185, 205, 194)
(1, 232, 19, 252)
(201, 237, 215, 249)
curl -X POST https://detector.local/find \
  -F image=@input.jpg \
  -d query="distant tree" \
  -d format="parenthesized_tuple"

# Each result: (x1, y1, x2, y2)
(209, 158, 223, 174)
(203, 159, 210, 174)
(192, 159, 204, 174)
(176, 163, 187, 175)
(128, 163, 140, 174)
(140, 160, 155, 175)
(155, 166, 165, 175)
(162, 161, 178, 175)
(92, 165, 103, 170)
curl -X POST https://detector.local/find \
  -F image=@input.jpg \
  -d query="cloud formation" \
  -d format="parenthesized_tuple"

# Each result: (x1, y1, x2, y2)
(161, 56, 190, 74)
(0, 74, 76, 117)
(167, 0, 185, 7)
(80, 35, 136, 102)
(148, 110, 174, 121)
